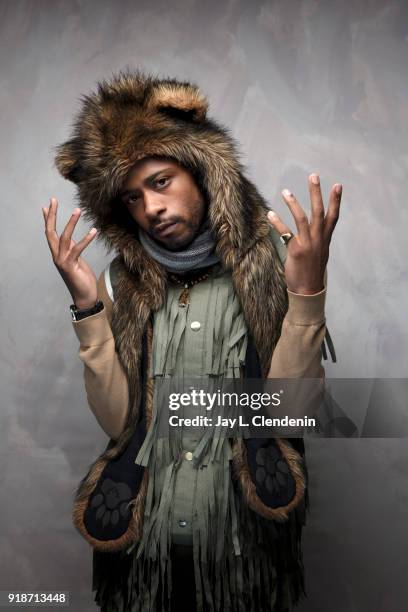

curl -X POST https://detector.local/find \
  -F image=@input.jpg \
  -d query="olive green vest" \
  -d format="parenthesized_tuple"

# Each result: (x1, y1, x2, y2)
(134, 263, 248, 552)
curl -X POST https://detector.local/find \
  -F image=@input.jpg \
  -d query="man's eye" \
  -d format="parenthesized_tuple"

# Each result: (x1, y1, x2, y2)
(127, 194, 140, 204)
(156, 177, 169, 188)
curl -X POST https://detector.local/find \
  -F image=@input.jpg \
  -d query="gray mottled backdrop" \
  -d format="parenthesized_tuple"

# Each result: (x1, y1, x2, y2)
(1, 0, 407, 610)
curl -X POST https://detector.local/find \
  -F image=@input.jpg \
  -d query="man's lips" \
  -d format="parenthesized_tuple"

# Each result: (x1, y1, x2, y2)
(153, 221, 178, 237)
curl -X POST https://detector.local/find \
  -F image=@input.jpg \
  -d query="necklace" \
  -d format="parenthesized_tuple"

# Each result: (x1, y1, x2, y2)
(167, 265, 217, 307)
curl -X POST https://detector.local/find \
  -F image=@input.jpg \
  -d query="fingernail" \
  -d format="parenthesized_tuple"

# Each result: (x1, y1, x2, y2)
(282, 189, 292, 197)
(311, 174, 320, 185)
(268, 210, 276, 218)
(335, 184, 342, 194)
(89, 227, 97, 235)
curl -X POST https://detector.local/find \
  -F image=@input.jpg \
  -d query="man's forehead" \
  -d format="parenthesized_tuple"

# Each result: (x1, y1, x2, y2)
(123, 157, 182, 185)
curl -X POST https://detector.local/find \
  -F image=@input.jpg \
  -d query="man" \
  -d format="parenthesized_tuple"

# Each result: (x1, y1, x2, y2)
(43, 70, 341, 611)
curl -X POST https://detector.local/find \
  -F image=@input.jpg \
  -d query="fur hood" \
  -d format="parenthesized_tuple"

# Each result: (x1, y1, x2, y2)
(54, 69, 288, 375)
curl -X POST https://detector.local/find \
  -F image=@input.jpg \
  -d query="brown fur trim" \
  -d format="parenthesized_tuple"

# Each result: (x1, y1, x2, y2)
(232, 439, 306, 522)
(145, 318, 154, 430)
(232, 224, 288, 377)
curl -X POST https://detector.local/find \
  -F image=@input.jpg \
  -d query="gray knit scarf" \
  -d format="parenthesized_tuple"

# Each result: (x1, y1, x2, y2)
(138, 217, 220, 273)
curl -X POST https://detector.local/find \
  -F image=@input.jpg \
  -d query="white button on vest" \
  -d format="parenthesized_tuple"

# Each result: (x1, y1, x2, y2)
(190, 321, 201, 331)
(185, 451, 193, 461)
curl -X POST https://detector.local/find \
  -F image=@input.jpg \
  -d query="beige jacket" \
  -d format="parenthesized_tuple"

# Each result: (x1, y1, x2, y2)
(72, 268, 327, 441)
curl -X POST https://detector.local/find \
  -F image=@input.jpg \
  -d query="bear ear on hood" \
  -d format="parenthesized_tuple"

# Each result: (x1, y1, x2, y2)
(54, 138, 84, 184)
(147, 82, 208, 122)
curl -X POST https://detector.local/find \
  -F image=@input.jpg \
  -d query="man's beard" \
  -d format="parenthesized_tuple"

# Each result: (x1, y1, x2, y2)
(150, 200, 207, 252)
(153, 221, 199, 251)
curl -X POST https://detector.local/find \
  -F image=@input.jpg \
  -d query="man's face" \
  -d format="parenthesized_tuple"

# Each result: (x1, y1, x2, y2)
(119, 157, 207, 251)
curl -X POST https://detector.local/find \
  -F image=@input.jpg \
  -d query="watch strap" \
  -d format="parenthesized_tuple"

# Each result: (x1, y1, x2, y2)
(70, 300, 104, 322)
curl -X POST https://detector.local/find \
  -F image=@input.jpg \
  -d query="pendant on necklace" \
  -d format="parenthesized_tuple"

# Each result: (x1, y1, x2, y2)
(178, 284, 190, 308)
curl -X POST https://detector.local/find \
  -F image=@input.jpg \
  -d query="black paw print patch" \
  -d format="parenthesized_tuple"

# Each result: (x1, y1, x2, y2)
(90, 478, 132, 529)
(255, 445, 294, 502)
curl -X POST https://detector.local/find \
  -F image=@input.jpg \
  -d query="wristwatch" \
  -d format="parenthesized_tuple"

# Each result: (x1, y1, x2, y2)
(70, 300, 104, 321)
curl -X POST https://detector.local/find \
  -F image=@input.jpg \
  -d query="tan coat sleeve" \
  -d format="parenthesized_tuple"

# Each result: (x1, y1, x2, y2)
(71, 268, 129, 440)
(266, 275, 328, 427)
(267, 274, 327, 379)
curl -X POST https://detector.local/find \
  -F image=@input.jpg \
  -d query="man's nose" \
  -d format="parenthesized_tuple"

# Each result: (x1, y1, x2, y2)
(144, 192, 166, 220)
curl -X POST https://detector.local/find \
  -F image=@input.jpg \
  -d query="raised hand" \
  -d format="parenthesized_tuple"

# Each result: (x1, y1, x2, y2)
(42, 198, 99, 309)
(267, 174, 342, 295)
